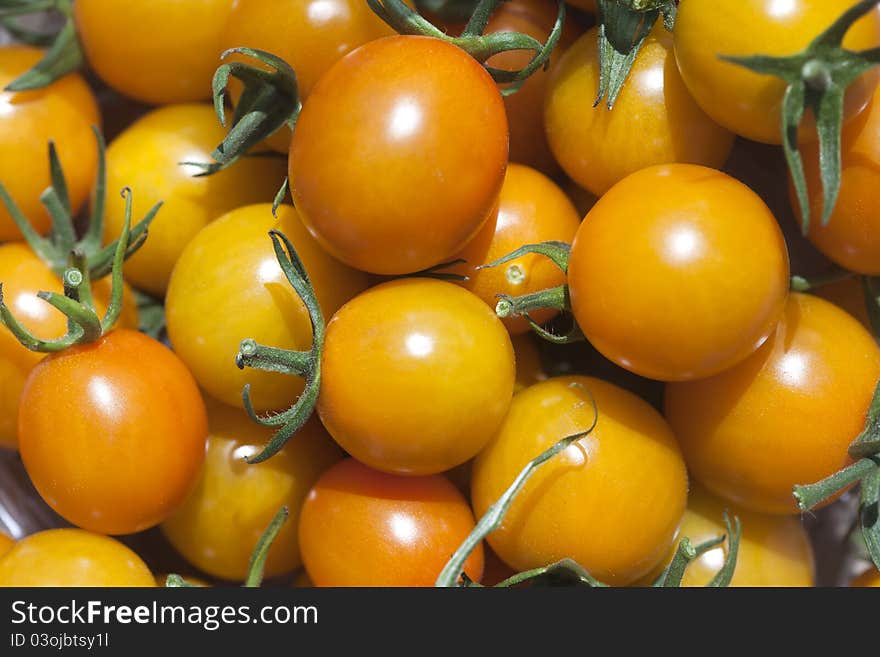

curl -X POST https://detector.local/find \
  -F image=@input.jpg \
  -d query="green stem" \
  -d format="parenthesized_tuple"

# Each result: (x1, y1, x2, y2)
(658, 538, 697, 587)
(790, 268, 853, 292)
(494, 559, 607, 588)
(244, 507, 289, 588)
(793, 457, 880, 511)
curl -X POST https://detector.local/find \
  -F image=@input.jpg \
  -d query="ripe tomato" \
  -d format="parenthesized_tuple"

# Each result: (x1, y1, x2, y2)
(568, 164, 790, 381)
(0, 243, 138, 450)
(0, 46, 99, 242)
(166, 203, 369, 412)
(298, 458, 484, 586)
(318, 278, 515, 475)
(666, 293, 880, 514)
(290, 35, 508, 275)
(674, 0, 880, 144)
(545, 25, 734, 196)
(452, 163, 581, 334)
(102, 104, 287, 297)
(0, 532, 12, 558)
(19, 329, 207, 535)
(74, 0, 235, 105)
(0, 529, 155, 587)
(162, 400, 343, 581)
(471, 376, 688, 586)
(797, 89, 880, 274)
(852, 568, 880, 586)
(512, 333, 547, 392)
(814, 278, 872, 331)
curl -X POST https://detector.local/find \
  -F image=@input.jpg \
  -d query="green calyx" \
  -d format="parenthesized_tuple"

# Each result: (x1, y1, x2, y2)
(722, 0, 880, 233)
(593, 0, 677, 109)
(0, 0, 84, 91)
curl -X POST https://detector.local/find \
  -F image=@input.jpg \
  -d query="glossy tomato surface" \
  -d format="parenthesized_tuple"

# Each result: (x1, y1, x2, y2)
(471, 376, 688, 586)
(0, 529, 155, 587)
(290, 35, 508, 275)
(19, 330, 207, 534)
(318, 278, 515, 475)
(568, 164, 790, 381)
(166, 203, 369, 412)
(674, 0, 880, 144)
(666, 293, 880, 514)
(0, 46, 99, 241)
(298, 458, 484, 586)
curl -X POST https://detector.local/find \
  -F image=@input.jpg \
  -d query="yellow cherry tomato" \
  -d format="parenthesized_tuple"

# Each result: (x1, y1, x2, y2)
(0, 532, 13, 558)
(852, 568, 880, 586)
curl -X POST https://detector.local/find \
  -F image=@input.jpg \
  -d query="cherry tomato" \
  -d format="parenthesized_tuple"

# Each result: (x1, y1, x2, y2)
(298, 458, 484, 586)
(512, 333, 547, 391)
(545, 25, 734, 196)
(166, 203, 369, 412)
(666, 293, 880, 515)
(318, 278, 515, 475)
(0, 529, 155, 586)
(74, 0, 235, 105)
(0, 46, 100, 242)
(19, 329, 207, 535)
(0, 243, 138, 450)
(290, 35, 508, 275)
(471, 376, 688, 586)
(102, 104, 288, 297)
(814, 278, 872, 331)
(0, 532, 12, 558)
(453, 163, 581, 334)
(674, 0, 880, 144)
(162, 400, 343, 581)
(568, 164, 790, 381)
(852, 568, 880, 586)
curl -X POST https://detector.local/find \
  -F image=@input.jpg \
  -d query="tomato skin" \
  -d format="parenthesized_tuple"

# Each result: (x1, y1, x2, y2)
(0, 46, 100, 242)
(166, 203, 368, 412)
(471, 376, 688, 586)
(162, 400, 343, 581)
(674, 0, 880, 145)
(545, 26, 734, 197)
(318, 278, 515, 475)
(568, 164, 790, 382)
(852, 568, 880, 586)
(452, 164, 581, 334)
(290, 35, 508, 275)
(103, 104, 288, 297)
(512, 333, 546, 392)
(0, 243, 138, 450)
(0, 533, 12, 558)
(0, 529, 155, 587)
(814, 278, 872, 331)
(299, 458, 484, 586)
(19, 329, 207, 535)
(666, 293, 880, 515)
(74, 0, 234, 105)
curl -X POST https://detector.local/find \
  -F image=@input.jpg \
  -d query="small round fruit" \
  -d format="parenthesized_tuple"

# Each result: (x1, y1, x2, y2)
(813, 278, 872, 331)
(0, 532, 13, 558)
(852, 568, 880, 587)
(512, 333, 546, 392)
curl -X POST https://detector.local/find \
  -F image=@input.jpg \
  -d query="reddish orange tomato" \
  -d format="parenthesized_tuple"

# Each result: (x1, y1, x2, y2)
(19, 329, 207, 535)
(453, 164, 581, 334)
(298, 458, 484, 586)
(290, 35, 508, 275)
(674, 0, 880, 144)
(666, 293, 880, 515)
(0, 46, 100, 241)
(0, 243, 138, 450)
(852, 568, 880, 587)
(318, 278, 515, 475)
(568, 164, 790, 381)
(74, 0, 235, 104)
(545, 25, 734, 197)
(471, 376, 688, 586)
(166, 203, 369, 412)
(0, 529, 155, 587)
(814, 278, 872, 331)
(162, 400, 343, 581)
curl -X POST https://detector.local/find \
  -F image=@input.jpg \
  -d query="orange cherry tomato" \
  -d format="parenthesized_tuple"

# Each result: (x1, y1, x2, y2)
(318, 278, 515, 475)
(290, 35, 508, 275)
(166, 203, 369, 412)
(568, 164, 790, 381)
(103, 104, 288, 297)
(0, 529, 155, 586)
(0, 46, 99, 241)
(852, 568, 880, 586)
(666, 293, 880, 515)
(19, 329, 207, 534)
(471, 376, 688, 586)
(0, 532, 13, 558)
(453, 163, 581, 334)
(162, 400, 343, 581)
(0, 243, 138, 450)
(545, 25, 734, 196)
(814, 278, 873, 331)
(74, 0, 235, 105)
(298, 458, 484, 586)
(674, 0, 880, 144)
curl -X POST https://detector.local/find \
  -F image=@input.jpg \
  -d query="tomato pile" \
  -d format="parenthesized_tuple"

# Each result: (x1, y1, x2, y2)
(0, 0, 880, 589)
